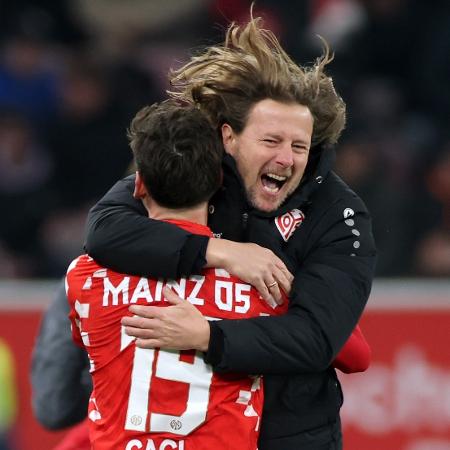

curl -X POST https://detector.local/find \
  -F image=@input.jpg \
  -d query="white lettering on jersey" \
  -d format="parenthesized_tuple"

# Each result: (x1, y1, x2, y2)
(155, 279, 164, 301)
(74, 300, 90, 346)
(103, 277, 130, 306)
(130, 278, 153, 304)
(101, 276, 207, 308)
(125, 439, 185, 450)
(215, 268, 230, 278)
(166, 278, 186, 298)
(215, 281, 251, 313)
(187, 275, 205, 306)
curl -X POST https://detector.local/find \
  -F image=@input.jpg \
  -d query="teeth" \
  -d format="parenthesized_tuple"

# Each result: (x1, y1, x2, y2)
(266, 173, 287, 181)
(263, 185, 279, 193)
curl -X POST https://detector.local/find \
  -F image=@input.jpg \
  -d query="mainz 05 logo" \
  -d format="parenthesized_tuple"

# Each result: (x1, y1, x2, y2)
(275, 208, 305, 242)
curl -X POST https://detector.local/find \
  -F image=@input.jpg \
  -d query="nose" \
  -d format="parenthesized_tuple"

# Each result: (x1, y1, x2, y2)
(275, 143, 294, 168)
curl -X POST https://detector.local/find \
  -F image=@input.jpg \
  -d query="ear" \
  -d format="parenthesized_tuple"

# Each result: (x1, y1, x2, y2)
(221, 123, 237, 155)
(133, 172, 148, 199)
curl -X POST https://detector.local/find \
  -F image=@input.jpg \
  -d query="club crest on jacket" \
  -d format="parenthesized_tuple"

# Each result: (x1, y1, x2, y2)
(275, 209, 305, 242)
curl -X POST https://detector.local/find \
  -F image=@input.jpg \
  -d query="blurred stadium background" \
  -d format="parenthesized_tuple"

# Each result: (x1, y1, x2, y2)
(0, 1, 448, 449)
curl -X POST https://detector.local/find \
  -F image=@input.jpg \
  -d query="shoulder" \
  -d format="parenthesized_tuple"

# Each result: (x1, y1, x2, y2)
(294, 172, 376, 259)
(66, 255, 104, 298)
(313, 172, 368, 211)
(305, 172, 371, 229)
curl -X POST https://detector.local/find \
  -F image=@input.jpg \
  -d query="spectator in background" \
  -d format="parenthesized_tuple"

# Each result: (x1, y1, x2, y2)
(413, 143, 450, 276)
(0, 34, 60, 126)
(0, 110, 54, 277)
(46, 58, 132, 207)
(334, 132, 411, 276)
(0, 0, 87, 46)
(38, 57, 134, 276)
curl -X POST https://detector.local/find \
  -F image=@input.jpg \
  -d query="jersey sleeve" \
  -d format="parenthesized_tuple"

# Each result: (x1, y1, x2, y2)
(332, 324, 371, 373)
(84, 175, 209, 278)
(206, 195, 376, 374)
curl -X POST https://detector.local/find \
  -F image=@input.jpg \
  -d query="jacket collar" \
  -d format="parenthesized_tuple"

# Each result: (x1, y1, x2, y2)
(222, 143, 336, 218)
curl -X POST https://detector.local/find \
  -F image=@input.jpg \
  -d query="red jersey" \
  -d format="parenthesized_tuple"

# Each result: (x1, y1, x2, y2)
(66, 220, 286, 450)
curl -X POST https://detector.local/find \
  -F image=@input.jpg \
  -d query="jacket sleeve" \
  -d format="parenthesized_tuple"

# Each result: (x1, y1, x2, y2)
(332, 324, 371, 373)
(31, 281, 92, 430)
(205, 196, 376, 374)
(84, 175, 209, 278)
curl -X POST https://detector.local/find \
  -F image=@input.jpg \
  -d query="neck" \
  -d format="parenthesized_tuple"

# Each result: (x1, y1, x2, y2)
(144, 200, 208, 225)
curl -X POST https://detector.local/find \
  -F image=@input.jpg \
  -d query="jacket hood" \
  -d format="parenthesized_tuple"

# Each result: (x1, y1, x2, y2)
(222, 143, 336, 218)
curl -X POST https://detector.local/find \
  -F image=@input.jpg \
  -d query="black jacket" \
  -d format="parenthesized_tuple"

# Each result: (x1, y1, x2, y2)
(85, 145, 376, 449)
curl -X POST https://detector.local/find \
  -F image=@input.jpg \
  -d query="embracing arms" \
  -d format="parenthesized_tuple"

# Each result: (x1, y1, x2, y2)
(203, 197, 376, 374)
(85, 176, 292, 302)
(86, 177, 375, 375)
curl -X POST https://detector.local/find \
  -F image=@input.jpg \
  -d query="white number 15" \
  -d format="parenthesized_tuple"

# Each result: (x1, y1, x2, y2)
(125, 345, 213, 435)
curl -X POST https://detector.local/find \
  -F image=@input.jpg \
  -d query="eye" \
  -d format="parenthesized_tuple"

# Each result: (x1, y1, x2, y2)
(262, 139, 277, 145)
(292, 144, 309, 154)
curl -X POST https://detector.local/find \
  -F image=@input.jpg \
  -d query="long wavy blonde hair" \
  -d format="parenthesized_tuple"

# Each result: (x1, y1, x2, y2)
(168, 13, 346, 146)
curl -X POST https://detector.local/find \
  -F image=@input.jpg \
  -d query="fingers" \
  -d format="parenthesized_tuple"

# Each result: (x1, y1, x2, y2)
(163, 287, 183, 305)
(273, 266, 292, 296)
(122, 325, 154, 340)
(262, 262, 292, 306)
(266, 281, 283, 306)
(122, 317, 167, 348)
(135, 338, 163, 349)
(121, 314, 156, 329)
(128, 304, 163, 319)
(252, 279, 278, 308)
(271, 257, 293, 297)
(128, 288, 183, 317)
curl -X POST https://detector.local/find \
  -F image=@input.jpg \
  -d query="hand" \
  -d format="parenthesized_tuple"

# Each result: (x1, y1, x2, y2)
(206, 239, 293, 306)
(121, 287, 210, 351)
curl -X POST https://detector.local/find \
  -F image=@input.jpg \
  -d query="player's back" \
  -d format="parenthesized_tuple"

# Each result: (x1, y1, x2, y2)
(66, 255, 286, 450)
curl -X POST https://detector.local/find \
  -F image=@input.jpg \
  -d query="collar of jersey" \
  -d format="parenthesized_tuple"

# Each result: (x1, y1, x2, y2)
(163, 219, 213, 237)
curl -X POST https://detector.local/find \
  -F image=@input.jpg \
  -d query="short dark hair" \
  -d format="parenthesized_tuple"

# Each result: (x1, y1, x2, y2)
(128, 101, 223, 209)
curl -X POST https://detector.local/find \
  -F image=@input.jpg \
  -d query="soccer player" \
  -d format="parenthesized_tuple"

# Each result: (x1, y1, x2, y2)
(66, 101, 288, 450)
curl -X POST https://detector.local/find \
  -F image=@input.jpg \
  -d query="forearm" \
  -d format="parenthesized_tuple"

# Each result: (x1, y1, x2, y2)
(205, 310, 332, 374)
(205, 256, 375, 374)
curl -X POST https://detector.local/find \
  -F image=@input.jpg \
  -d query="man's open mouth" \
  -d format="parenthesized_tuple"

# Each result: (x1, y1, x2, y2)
(261, 173, 288, 193)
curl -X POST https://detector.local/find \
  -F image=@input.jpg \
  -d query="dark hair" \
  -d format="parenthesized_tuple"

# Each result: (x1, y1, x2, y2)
(128, 101, 223, 209)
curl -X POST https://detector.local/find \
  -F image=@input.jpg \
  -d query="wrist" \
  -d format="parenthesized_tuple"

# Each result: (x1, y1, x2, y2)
(203, 322, 224, 366)
(197, 319, 211, 352)
(205, 238, 230, 269)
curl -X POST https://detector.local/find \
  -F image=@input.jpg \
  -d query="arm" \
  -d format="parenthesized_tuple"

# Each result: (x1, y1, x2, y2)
(205, 198, 376, 374)
(332, 324, 371, 373)
(122, 197, 376, 374)
(31, 281, 92, 430)
(85, 175, 208, 278)
(86, 176, 292, 299)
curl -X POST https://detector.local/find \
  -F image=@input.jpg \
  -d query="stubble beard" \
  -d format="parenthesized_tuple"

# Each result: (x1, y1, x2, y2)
(245, 185, 287, 213)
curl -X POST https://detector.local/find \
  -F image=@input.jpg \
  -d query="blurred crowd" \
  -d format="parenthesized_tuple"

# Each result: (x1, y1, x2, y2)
(0, 0, 449, 279)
